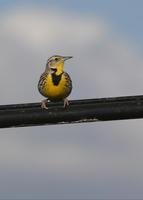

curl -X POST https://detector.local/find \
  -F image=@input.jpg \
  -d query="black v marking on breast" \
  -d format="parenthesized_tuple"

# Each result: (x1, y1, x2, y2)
(51, 72, 63, 86)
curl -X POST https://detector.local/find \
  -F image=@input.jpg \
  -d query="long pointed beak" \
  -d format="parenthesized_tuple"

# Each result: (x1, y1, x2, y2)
(63, 56, 73, 61)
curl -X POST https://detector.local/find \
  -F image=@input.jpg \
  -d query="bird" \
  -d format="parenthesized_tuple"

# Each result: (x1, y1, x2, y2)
(38, 55, 73, 109)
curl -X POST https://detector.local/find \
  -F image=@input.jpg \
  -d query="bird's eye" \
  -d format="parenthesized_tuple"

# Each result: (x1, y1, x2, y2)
(55, 58, 59, 61)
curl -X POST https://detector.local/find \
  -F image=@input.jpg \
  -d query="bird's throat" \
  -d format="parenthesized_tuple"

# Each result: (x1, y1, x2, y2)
(55, 62, 64, 75)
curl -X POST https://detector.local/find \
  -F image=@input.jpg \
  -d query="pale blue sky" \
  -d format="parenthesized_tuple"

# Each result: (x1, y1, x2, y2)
(1, 0, 143, 45)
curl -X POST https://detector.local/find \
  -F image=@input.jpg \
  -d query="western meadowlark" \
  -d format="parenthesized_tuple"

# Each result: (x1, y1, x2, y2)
(38, 55, 72, 109)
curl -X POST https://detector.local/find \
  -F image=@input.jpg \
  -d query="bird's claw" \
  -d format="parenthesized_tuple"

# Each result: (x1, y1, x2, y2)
(41, 99, 48, 109)
(64, 98, 69, 108)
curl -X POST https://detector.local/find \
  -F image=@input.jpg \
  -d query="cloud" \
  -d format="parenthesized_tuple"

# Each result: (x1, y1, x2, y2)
(0, 7, 143, 199)
(1, 8, 105, 57)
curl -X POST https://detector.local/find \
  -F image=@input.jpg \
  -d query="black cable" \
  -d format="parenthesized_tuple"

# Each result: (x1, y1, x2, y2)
(0, 95, 143, 128)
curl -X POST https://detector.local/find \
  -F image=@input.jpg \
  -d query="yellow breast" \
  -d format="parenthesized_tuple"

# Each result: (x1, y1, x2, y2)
(39, 72, 72, 101)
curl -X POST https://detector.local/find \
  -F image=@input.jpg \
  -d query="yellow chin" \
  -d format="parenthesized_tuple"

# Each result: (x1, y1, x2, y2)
(55, 61, 64, 75)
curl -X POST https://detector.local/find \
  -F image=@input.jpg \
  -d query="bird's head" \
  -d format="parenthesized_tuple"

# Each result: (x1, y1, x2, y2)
(46, 55, 72, 75)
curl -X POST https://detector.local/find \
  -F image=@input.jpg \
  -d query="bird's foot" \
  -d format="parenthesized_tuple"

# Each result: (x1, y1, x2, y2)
(41, 99, 49, 109)
(64, 98, 69, 108)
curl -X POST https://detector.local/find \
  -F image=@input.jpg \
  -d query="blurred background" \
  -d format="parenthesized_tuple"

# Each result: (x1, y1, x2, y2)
(0, 0, 143, 199)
